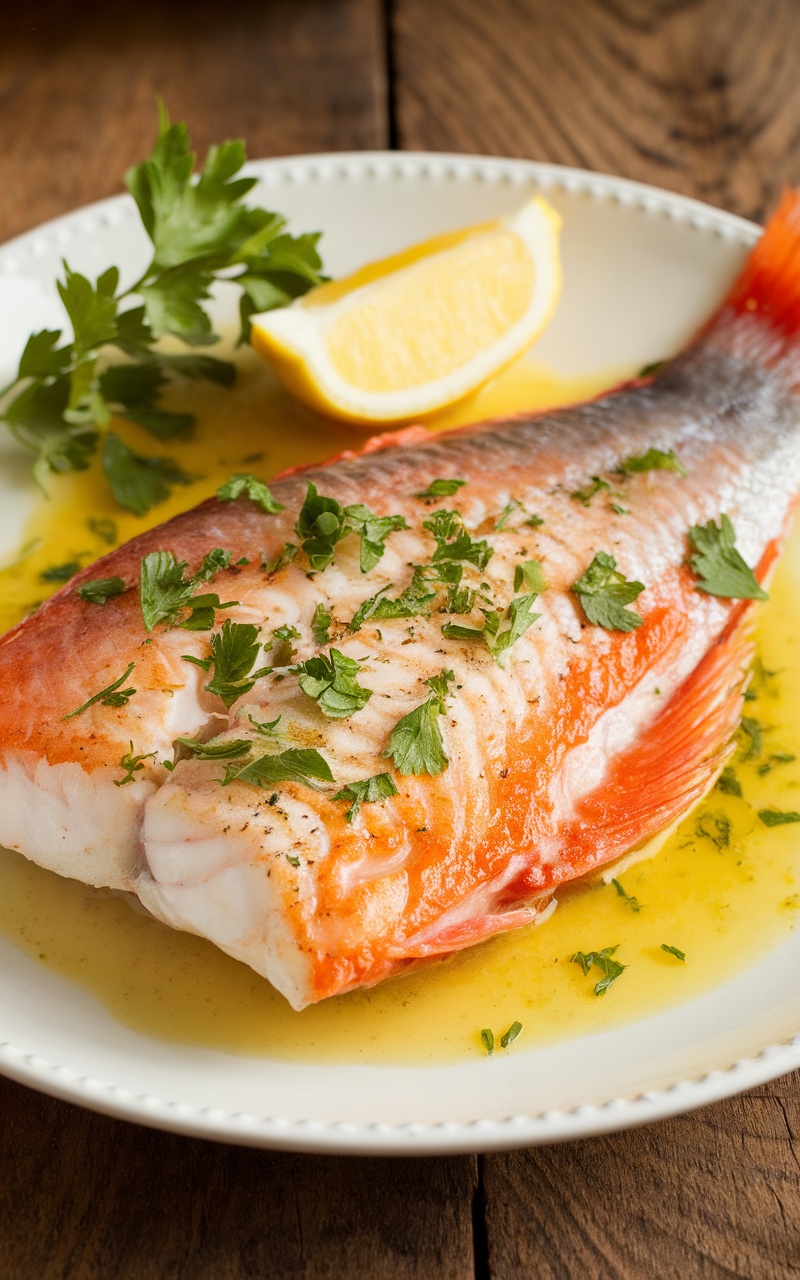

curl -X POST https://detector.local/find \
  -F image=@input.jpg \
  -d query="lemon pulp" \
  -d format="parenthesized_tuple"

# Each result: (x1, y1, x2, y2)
(0, 349, 797, 1066)
(326, 231, 536, 391)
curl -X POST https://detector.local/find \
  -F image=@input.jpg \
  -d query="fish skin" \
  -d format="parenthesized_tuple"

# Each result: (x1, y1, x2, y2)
(1, 194, 800, 1004)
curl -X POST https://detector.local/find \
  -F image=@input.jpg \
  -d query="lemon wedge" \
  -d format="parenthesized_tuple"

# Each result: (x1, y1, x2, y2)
(250, 196, 563, 424)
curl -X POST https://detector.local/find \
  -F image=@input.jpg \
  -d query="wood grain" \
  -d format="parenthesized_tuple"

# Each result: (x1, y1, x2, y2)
(0, 0, 388, 244)
(0, 1076, 478, 1280)
(481, 1077, 800, 1278)
(391, 0, 800, 221)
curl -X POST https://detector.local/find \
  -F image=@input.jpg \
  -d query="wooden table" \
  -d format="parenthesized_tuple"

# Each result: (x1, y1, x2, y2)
(1, 2, 800, 1275)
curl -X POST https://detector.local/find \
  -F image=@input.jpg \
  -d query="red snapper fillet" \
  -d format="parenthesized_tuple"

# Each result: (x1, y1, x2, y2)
(1, 194, 800, 1009)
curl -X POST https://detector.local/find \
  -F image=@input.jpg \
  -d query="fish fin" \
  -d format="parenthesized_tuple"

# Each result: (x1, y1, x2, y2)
(547, 618, 753, 885)
(702, 189, 800, 353)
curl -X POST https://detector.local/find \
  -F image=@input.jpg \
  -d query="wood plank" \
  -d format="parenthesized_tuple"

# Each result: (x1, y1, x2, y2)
(481, 1074, 800, 1279)
(0, 0, 388, 244)
(391, 0, 800, 220)
(0, 1076, 478, 1280)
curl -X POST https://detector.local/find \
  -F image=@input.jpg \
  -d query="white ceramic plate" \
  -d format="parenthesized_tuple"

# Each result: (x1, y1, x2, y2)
(1, 152, 798, 1156)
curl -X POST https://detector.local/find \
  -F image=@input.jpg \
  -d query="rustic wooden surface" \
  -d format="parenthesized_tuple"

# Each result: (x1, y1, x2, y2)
(2, 1, 800, 1276)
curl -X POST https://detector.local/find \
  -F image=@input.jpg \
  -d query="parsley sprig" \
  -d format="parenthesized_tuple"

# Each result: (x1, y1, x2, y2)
(572, 551, 644, 632)
(294, 483, 408, 574)
(688, 514, 767, 601)
(296, 649, 373, 719)
(333, 773, 398, 822)
(204, 620, 272, 707)
(384, 669, 455, 776)
(0, 102, 324, 513)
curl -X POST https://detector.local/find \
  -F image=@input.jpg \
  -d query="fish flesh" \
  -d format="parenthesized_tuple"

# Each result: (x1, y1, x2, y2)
(1, 194, 799, 1010)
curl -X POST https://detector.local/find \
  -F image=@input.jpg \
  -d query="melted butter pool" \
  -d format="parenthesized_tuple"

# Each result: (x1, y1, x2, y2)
(0, 351, 798, 1065)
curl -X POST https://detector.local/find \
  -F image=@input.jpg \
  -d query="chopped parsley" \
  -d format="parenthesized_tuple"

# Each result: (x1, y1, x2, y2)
(343, 503, 409, 573)
(617, 447, 686, 477)
(384, 669, 455, 776)
(204, 620, 271, 707)
(716, 766, 742, 797)
(101, 432, 190, 516)
(114, 742, 157, 786)
(514, 558, 547, 594)
(661, 944, 686, 961)
(296, 649, 372, 719)
(612, 878, 642, 912)
(176, 736, 252, 760)
(41, 561, 82, 583)
(738, 716, 764, 762)
(262, 543, 298, 575)
(572, 551, 644, 632)
(572, 945, 627, 995)
(139, 550, 237, 632)
(332, 772, 398, 822)
(87, 517, 117, 545)
(266, 623, 300, 667)
(295, 483, 407, 573)
(571, 475, 612, 507)
(350, 569, 437, 632)
(495, 498, 524, 530)
(500, 1020, 523, 1048)
(638, 360, 666, 378)
(480, 1028, 495, 1056)
(221, 747, 334, 791)
(689, 514, 767, 600)
(63, 661, 136, 720)
(312, 602, 332, 646)
(695, 810, 731, 850)
(423, 508, 493, 572)
(415, 478, 466, 498)
(77, 576, 126, 605)
(216, 473, 284, 513)
(758, 809, 800, 827)
(758, 752, 796, 776)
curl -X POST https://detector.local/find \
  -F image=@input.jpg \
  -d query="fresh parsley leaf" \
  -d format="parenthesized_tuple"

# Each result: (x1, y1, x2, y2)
(661, 944, 686, 961)
(295, 483, 347, 572)
(383, 669, 455, 776)
(63, 661, 136, 720)
(342, 503, 409, 573)
(178, 591, 238, 631)
(415, 478, 467, 498)
(424, 509, 492, 572)
(618, 447, 686, 477)
(216, 473, 284, 513)
(102, 431, 189, 516)
(262, 543, 298, 575)
(500, 1021, 523, 1048)
(332, 772, 398, 822)
(221, 747, 334, 790)
(114, 741, 157, 786)
(312, 602, 332, 646)
(77, 576, 126, 605)
(758, 809, 800, 826)
(612, 878, 642, 912)
(205, 619, 271, 708)
(513, 558, 547, 593)
(296, 649, 372, 719)
(350, 569, 437, 632)
(716, 766, 742, 797)
(571, 475, 612, 506)
(175, 736, 252, 760)
(571, 945, 627, 995)
(140, 551, 195, 630)
(689, 514, 767, 600)
(480, 1028, 494, 1056)
(17, 329, 73, 380)
(195, 548, 232, 581)
(572, 551, 644, 632)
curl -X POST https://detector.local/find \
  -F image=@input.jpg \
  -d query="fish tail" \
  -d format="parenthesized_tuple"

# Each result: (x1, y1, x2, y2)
(701, 189, 800, 358)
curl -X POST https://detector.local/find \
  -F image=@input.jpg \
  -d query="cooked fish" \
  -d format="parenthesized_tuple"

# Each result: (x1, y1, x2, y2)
(1, 194, 799, 1009)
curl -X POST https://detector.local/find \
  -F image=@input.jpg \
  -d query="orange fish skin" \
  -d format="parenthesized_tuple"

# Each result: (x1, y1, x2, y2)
(2, 194, 800, 1003)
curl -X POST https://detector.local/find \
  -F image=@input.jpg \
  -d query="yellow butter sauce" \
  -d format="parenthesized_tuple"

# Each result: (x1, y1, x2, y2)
(0, 350, 798, 1066)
